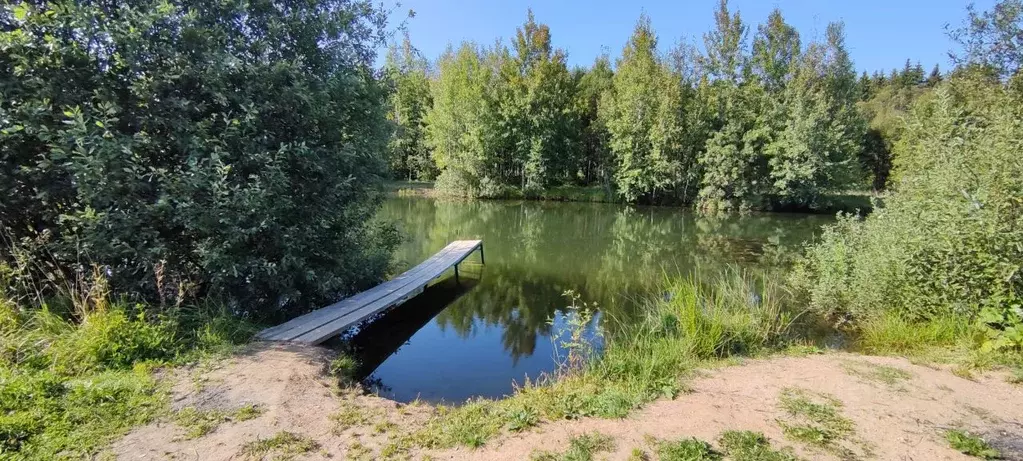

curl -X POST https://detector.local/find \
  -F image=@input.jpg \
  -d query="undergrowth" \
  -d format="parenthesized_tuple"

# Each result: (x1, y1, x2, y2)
(0, 269, 258, 459)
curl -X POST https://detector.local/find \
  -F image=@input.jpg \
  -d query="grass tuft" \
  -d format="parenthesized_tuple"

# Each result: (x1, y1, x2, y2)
(173, 404, 265, 439)
(776, 387, 854, 453)
(239, 431, 318, 460)
(718, 430, 799, 461)
(945, 429, 1000, 459)
(531, 432, 616, 461)
(840, 360, 913, 387)
(1007, 368, 1023, 385)
(857, 313, 968, 355)
(656, 437, 720, 461)
(330, 401, 372, 433)
(330, 353, 360, 386)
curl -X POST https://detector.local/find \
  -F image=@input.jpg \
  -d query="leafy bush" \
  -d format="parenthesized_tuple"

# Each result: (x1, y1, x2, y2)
(0, 1, 397, 318)
(792, 73, 1023, 351)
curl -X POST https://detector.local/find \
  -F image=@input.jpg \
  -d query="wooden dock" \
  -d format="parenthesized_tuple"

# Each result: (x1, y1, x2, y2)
(256, 240, 483, 345)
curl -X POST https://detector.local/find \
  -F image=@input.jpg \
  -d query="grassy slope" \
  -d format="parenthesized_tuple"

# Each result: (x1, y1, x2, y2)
(0, 297, 257, 459)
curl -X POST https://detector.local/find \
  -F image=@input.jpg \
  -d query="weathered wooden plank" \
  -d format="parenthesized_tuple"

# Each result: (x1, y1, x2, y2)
(256, 240, 483, 344)
(256, 241, 465, 341)
(257, 241, 472, 341)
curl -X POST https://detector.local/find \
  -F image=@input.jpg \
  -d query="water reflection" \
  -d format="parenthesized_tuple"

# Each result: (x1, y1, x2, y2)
(358, 198, 832, 403)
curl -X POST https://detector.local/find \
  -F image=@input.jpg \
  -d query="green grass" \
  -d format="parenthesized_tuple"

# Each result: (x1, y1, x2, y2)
(395, 271, 797, 452)
(531, 432, 616, 461)
(656, 437, 719, 460)
(173, 404, 265, 438)
(718, 431, 799, 461)
(857, 312, 969, 355)
(1006, 368, 1023, 385)
(627, 447, 650, 460)
(0, 293, 258, 459)
(776, 388, 854, 453)
(330, 401, 372, 433)
(840, 360, 914, 387)
(330, 352, 360, 386)
(944, 429, 1000, 459)
(239, 431, 318, 460)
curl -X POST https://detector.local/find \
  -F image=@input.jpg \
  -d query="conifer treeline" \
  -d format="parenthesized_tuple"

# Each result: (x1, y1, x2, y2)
(383, 0, 941, 210)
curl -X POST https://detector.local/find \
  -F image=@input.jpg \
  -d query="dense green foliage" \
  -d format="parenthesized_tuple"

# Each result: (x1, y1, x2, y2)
(384, 33, 435, 181)
(0, 0, 397, 318)
(0, 268, 256, 458)
(407, 1, 894, 210)
(794, 1, 1023, 352)
(428, 10, 577, 197)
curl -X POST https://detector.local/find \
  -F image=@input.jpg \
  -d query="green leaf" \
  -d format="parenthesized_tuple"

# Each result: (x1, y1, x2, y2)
(13, 4, 28, 22)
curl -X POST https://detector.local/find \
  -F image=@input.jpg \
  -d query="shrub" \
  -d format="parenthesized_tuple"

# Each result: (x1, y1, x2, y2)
(792, 74, 1023, 351)
(0, 1, 397, 318)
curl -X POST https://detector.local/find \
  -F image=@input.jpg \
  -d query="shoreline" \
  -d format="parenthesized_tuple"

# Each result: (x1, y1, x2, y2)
(384, 181, 875, 215)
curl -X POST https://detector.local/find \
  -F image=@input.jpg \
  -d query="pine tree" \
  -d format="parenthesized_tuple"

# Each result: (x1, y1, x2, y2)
(927, 63, 943, 86)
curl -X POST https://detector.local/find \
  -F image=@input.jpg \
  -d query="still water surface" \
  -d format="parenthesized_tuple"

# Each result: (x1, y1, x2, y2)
(347, 197, 832, 403)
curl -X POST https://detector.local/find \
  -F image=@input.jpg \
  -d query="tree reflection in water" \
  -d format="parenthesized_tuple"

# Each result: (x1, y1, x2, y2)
(358, 197, 832, 403)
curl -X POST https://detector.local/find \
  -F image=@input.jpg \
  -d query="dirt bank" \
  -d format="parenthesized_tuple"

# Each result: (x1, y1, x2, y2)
(113, 344, 1023, 460)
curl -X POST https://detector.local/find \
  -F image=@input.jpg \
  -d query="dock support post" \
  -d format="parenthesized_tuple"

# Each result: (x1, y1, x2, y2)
(479, 244, 485, 265)
(454, 264, 460, 284)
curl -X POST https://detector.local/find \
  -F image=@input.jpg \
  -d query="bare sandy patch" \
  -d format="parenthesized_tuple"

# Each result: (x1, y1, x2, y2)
(112, 347, 1023, 460)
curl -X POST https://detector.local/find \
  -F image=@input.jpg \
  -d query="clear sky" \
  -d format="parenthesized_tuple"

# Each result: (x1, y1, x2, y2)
(380, 0, 996, 74)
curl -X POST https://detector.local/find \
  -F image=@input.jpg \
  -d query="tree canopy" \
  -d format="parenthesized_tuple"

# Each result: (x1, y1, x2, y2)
(1, 0, 397, 317)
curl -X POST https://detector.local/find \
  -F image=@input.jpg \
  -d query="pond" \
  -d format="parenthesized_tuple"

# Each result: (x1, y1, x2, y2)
(346, 196, 833, 404)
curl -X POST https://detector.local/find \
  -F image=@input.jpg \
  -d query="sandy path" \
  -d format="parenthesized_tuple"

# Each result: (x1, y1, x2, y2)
(112, 345, 1023, 460)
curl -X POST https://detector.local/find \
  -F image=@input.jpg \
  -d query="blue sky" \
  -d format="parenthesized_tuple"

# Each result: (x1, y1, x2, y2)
(380, 0, 995, 73)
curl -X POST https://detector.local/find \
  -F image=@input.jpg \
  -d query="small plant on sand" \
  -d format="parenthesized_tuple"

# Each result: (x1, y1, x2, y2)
(627, 447, 651, 460)
(233, 403, 265, 422)
(505, 404, 540, 432)
(239, 431, 318, 460)
(330, 352, 360, 386)
(776, 387, 854, 454)
(718, 430, 799, 461)
(174, 407, 225, 439)
(412, 399, 503, 448)
(173, 404, 265, 439)
(346, 441, 372, 460)
(656, 437, 719, 461)
(945, 429, 1000, 459)
(531, 432, 616, 461)
(1005, 368, 1023, 385)
(840, 360, 913, 388)
(330, 401, 372, 433)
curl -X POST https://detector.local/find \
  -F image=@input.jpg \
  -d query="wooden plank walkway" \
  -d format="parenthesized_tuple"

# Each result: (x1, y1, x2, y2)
(256, 240, 483, 345)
